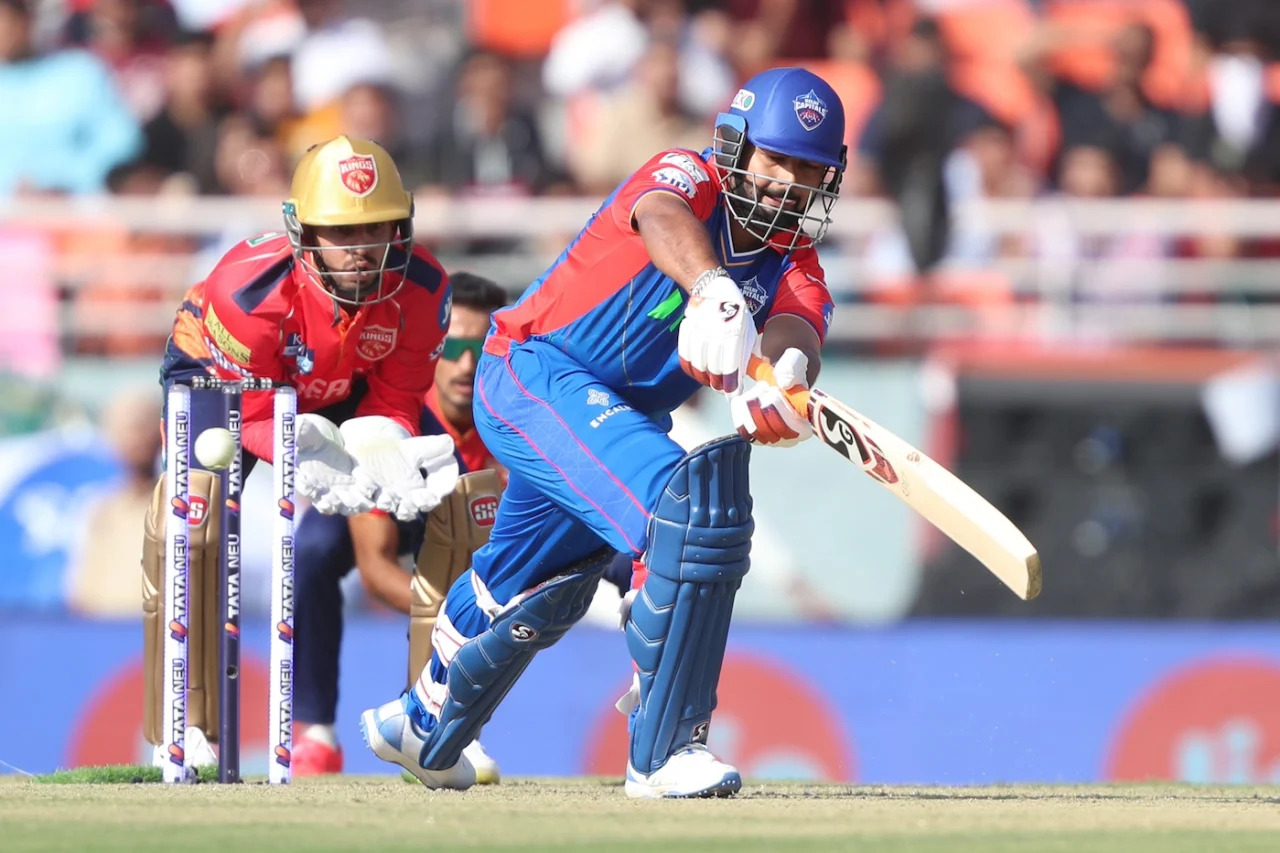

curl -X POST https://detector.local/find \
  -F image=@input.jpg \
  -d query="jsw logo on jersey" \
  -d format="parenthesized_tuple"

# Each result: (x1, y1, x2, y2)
(659, 152, 709, 184)
(297, 377, 351, 404)
(651, 167, 696, 198)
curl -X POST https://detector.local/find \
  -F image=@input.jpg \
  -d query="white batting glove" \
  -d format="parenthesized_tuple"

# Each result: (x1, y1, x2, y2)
(730, 348, 813, 447)
(295, 414, 376, 515)
(678, 267, 757, 396)
(340, 416, 460, 521)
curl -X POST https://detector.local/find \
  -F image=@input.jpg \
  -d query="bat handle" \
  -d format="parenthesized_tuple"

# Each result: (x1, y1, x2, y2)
(747, 355, 813, 416)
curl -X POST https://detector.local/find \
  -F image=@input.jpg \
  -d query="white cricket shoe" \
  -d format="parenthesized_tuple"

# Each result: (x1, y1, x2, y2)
(625, 743, 742, 799)
(359, 695, 476, 790)
(463, 740, 501, 785)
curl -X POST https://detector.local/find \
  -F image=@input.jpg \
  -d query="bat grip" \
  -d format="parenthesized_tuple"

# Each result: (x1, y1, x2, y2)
(747, 355, 812, 416)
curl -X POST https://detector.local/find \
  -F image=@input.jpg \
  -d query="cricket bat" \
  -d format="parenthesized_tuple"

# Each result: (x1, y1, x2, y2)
(748, 356, 1042, 600)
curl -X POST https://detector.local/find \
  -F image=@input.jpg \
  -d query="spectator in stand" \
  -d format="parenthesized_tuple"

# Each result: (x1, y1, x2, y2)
(242, 54, 298, 140)
(338, 81, 430, 190)
(720, 0, 849, 79)
(1036, 142, 1171, 309)
(1182, 0, 1280, 194)
(211, 112, 289, 196)
(290, 0, 395, 116)
(62, 0, 176, 122)
(140, 29, 227, 194)
(0, 0, 141, 197)
(858, 18, 964, 275)
(1040, 22, 1178, 195)
(646, 0, 735, 118)
(575, 38, 708, 194)
(422, 48, 559, 198)
(542, 0, 647, 101)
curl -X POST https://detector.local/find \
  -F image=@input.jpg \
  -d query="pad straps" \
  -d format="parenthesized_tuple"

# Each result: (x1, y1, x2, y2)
(420, 547, 613, 770)
(626, 436, 753, 774)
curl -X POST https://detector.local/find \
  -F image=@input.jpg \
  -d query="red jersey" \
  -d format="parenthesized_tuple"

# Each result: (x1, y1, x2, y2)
(164, 232, 450, 461)
(423, 385, 495, 475)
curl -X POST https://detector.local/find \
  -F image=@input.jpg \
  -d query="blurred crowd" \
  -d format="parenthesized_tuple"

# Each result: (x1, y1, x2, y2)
(3, 0, 1277, 204)
(2, 0, 1280, 356)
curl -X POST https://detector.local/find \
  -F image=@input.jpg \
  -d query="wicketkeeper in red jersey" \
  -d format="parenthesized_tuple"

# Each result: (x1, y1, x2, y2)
(141, 136, 459, 764)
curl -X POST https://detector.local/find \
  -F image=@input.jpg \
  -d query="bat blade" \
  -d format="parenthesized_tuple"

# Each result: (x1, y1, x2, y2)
(807, 388, 1041, 601)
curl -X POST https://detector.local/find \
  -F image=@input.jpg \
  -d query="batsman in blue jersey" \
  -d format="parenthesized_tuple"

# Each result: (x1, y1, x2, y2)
(360, 67, 847, 798)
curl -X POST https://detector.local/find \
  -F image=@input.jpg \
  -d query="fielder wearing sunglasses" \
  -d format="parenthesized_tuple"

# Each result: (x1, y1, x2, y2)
(440, 336, 485, 362)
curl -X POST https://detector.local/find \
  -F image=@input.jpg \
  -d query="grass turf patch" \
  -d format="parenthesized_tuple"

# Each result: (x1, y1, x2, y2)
(33, 764, 218, 784)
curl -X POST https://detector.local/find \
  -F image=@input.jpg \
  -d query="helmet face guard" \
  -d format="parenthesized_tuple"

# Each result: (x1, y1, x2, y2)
(710, 69, 848, 251)
(713, 114, 844, 251)
(283, 136, 417, 308)
(283, 203, 413, 307)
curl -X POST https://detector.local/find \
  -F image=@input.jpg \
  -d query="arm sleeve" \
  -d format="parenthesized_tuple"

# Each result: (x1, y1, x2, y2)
(769, 247, 835, 345)
(610, 149, 720, 233)
(355, 279, 450, 435)
(202, 284, 288, 461)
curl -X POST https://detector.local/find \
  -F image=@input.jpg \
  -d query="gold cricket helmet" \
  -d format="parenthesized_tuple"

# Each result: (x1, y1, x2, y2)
(282, 136, 415, 307)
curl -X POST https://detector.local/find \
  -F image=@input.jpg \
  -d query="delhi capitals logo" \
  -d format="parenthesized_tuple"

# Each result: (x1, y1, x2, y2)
(793, 89, 828, 131)
(741, 276, 767, 315)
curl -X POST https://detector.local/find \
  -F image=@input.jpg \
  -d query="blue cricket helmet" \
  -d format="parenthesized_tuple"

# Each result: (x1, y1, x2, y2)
(724, 67, 846, 169)
(713, 67, 847, 249)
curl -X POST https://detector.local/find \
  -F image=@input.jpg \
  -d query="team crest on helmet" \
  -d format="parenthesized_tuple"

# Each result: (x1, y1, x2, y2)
(356, 324, 396, 361)
(793, 89, 829, 131)
(338, 154, 378, 196)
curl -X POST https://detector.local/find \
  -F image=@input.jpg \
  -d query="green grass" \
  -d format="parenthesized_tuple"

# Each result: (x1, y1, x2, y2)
(2, 776, 1280, 852)
(33, 764, 219, 784)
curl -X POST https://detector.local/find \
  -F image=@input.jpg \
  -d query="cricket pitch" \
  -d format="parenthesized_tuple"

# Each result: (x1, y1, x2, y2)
(3, 776, 1280, 852)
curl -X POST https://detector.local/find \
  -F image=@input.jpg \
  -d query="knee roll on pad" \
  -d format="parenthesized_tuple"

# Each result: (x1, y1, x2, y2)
(420, 546, 613, 771)
(142, 470, 224, 746)
(625, 435, 753, 775)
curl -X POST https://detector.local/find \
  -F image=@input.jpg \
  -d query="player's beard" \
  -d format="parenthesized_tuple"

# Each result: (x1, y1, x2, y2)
(439, 372, 475, 424)
(317, 256, 384, 304)
(727, 173, 810, 242)
(334, 269, 382, 301)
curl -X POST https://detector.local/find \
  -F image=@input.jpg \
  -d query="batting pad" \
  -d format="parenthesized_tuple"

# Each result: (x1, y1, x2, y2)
(626, 436, 753, 775)
(409, 470, 503, 686)
(142, 470, 224, 746)
(419, 547, 612, 771)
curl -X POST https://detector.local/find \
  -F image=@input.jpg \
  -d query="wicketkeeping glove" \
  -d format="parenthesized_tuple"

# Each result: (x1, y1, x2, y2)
(295, 414, 376, 515)
(339, 416, 460, 521)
